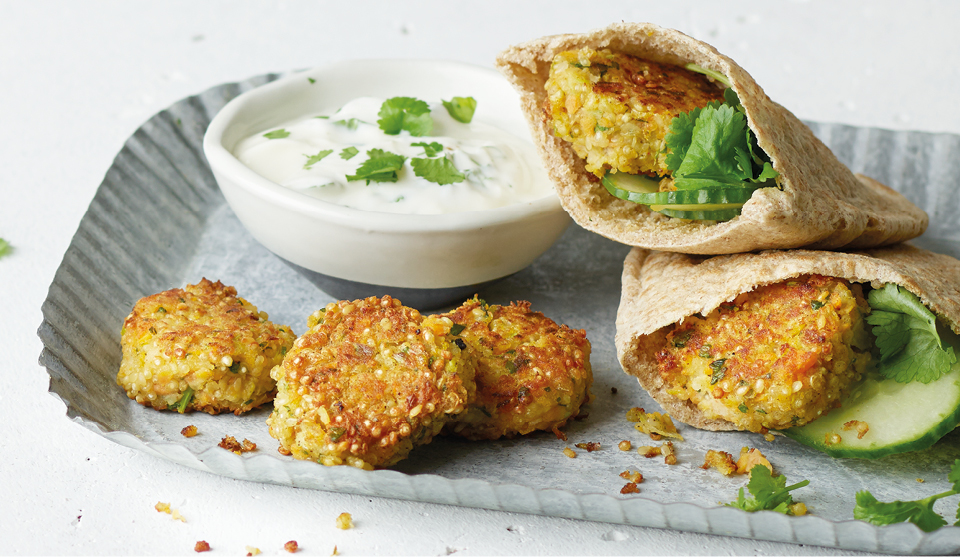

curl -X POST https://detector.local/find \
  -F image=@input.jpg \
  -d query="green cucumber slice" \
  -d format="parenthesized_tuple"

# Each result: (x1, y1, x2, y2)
(654, 205, 743, 221)
(601, 173, 660, 202)
(783, 327, 960, 458)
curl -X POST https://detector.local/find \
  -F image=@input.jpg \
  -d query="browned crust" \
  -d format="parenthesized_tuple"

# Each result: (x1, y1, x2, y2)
(615, 244, 960, 430)
(496, 22, 928, 254)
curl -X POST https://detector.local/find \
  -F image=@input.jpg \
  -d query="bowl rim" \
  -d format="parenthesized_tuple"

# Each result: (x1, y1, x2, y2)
(202, 58, 564, 233)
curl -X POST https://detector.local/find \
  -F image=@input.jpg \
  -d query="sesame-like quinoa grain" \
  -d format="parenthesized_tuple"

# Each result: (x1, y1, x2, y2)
(284, 540, 299, 553)
(219, 435, 256, 454)
(638, 445, 661, 458)
(336, 512, 353, 530)
(194, 541, 210, 553)
(575, 442, 600, 452)
(619, 470, 643, 483)
(618, 440, 632, 451)
(842, 420, 870, 439)
(246, 547, 261, 556)
(563, 447, 577, 458)
(180, 425, 198, 437)
(155, 501, 186, 522)
(662, 441, 677, 465)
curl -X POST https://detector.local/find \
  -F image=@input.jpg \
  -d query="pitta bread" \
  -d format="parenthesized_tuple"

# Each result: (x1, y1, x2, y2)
(496, 22, 928, 254)
(615, 244, 960, 430)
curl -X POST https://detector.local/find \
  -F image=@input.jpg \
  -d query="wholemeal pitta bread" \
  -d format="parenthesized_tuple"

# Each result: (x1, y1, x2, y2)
(615, 244, 960, 430)
(496, 22, 928, 254)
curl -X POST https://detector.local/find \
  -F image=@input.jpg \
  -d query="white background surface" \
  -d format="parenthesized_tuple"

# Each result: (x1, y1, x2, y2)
(4, 1, 960, 555)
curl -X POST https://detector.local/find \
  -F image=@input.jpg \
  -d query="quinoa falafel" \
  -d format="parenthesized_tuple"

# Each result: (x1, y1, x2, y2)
(266, 296, 477, 469)
(442, 297, 593, 440)
(117, 278, 295, 415)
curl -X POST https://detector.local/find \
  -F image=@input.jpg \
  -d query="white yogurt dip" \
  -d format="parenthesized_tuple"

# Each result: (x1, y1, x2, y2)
(233, 96, 554, 214)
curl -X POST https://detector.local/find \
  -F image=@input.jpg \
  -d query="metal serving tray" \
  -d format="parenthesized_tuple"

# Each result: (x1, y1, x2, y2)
(38, 72, 960, 554)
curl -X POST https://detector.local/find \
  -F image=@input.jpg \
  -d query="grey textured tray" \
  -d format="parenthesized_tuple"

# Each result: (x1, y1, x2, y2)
(38, 73, 960, 554)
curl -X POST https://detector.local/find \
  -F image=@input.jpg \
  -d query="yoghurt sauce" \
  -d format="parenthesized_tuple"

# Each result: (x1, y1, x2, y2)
(233, 97, 554, 215)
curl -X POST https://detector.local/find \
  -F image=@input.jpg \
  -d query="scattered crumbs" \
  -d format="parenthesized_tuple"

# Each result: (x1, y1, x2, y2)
(627, 408, 683, 441)
(219, 435, 257, 454)
(611, 387, 618, 395)
(702, 450, 738, 476)
(620, 482, 640, 494)
(563, 447, 577, 459)
(637, 445, 661, 458)
(194, 540, 211, 553)
(332, 546, 339, 556)
(763, 433, 775, 442)
(552, 426, 568, 442)
(575, 442, 600, 452)
(736, 447, 772, 475)
(155, 501, 186, 523)
(618, 440, 632, 451)
(619, 470, 643, 483)
(246, 546, 261, 556)
(284, 540, 299, 553)
(917, 478, 925, 483)
(181, 425, 198, 437)
(825, 432, 842, 446)
(336, 512, 353, 530)
(661, 441, 677, 465)
(278, 446, 293, 456)
(842, 419, 870, 439)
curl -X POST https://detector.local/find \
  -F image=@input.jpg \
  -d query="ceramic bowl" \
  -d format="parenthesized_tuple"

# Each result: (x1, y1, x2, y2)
(203, 59, 570, 309)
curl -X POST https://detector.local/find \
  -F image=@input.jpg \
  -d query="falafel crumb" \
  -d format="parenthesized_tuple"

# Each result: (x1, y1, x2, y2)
(736, 447, 772, 475)
(219, 435, 257, 454)
(638, 445, 662, 458)
(246, 547, 261, 556)
(552, 426, 568, 441)
(620, 483, 640, 494)
(619, 470, 643, 483)
(194, 541, 210, 553)
(284, 541, 299, 553)
(181, 425, 198, 437)
(618, 440, 632, 451)
(336, 512, 353, 530)
(155, 501, 186, 523)
(701, 450, 738, 475)
(662, 441, 677, 465)
(575, 442, 601, 452)
(627, 408, 684, 441)
(917, 478, 925, 483)
(842, 420, 870, 439)
(825, 433, 842, 445)
(563, 447, 577, 458)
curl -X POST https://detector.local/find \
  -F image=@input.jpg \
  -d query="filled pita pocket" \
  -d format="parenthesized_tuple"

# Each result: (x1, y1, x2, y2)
(496, 22, 928, 254)
(615, 244, 960, 458)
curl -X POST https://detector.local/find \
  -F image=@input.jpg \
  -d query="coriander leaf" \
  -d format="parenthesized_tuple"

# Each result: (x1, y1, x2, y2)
(724, 464, 808, 515)
(664, 103, 715, 172)
(346, 149, 406, 184)
(263, 129, 290, 139)
(334, 118, 364, 131)
(411, 141, 444, 157)
(442, 96, 477, 123)
(854, 490, 948, 532)
(340, 146, 359, 160)
(303, 149, 333, 169)
(378, 97, 433, 136)
(867, 283, 957, 383)
(0, 238, 10, 259)
(673, 103, 753, 189)
(411, 156, 465, 185)
(307, 77, 316, 84)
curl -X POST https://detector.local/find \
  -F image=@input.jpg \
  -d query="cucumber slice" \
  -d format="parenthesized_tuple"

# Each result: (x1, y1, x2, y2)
(601, 173, 660, 202)
(783, 328, 960, 458)
(654, 205, 743, 221)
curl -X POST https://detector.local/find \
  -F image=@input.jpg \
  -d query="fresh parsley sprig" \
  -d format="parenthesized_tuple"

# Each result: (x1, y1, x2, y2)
(866, 283, 957, 384)
(725, 464, 809, 515)
(854, 459, 960, 532)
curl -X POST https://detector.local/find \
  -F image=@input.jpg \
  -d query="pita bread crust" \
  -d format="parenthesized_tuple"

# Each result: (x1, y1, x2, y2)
(615, 244, 960, 430)
(496, 22, 928, 254)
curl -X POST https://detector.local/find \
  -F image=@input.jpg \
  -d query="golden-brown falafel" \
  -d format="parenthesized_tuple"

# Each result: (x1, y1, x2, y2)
(442, 297, 593, 440)
(267, 296, 477, 469)
(117, 278, 295, 415)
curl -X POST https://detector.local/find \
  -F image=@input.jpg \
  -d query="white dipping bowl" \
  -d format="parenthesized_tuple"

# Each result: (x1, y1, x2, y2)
(203, 60, 570, 309)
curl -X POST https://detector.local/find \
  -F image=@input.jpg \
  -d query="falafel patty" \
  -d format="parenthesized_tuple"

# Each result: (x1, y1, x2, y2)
(545, 47, 725, 178)
(441, 297, 593, 440)
(655, 275, 873, 432)
(266, 296, 477, 469)
(117, 278, 296, 415)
